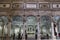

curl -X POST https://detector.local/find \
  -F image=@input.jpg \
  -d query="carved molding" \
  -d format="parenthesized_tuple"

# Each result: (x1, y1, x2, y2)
(0, 3, 60, 10)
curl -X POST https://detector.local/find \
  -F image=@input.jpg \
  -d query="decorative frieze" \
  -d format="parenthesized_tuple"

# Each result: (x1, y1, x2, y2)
(0, 3, 60, 10)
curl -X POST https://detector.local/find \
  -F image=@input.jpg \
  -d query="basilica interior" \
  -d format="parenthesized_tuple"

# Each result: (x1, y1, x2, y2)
(0, 0, 60, 40)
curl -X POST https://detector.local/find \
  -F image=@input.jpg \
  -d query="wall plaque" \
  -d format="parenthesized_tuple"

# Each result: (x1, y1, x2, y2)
(26, 4, 37, 9)
(12, 3, 23, 9)
(53, 4, 60, 8)
(40, 3, 49, 9)
(0, 4, 10, 8)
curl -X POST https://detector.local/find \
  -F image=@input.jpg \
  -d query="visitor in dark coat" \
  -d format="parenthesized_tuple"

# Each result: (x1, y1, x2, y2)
(35, 29, 38, 40)
(25, 31, 27, 40)
(18, 33, 22, 40)
(13, 33, 15, 40)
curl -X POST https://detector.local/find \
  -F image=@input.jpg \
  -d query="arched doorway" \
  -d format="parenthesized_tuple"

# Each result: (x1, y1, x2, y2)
(10, 16, 23, 40)
(0, 16, 8, 40)
(40, 16, 52, 39)
(25, 16, 37, 40)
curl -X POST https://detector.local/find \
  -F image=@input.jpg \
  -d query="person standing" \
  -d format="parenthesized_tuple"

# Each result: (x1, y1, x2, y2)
(13, 33, 15, 40)
(25, 30, 27, 40)
(46, 34, 49, 39)
(35, 29, 38, 40)
(18, 33, 22, 40)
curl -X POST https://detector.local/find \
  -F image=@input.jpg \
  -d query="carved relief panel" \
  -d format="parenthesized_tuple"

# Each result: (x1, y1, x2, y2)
(12, 3, 24, 9)
(0, 4, 10, 8)
(39, 3, 50, 9)
(52, 4, 60, 9)
(25, 3, 37, 9)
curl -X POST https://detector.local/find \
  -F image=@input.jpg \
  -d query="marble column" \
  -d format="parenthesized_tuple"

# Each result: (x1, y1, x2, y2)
(56, 24, 59, 39)
(7, 22, 11, 40)
(37, 22, 41, 40)
(23, 23, 26, 40)
(2, 22, 4, 40)
(51, 22, 56, 40)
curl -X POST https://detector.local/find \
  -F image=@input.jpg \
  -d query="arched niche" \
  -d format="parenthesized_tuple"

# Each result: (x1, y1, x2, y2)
(54, 16, 60, 37)
(26, 15, 37, 37)
(0, 16, 8, 38)
(11, 16, 23, 37)
(40, 15, 52, 39)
